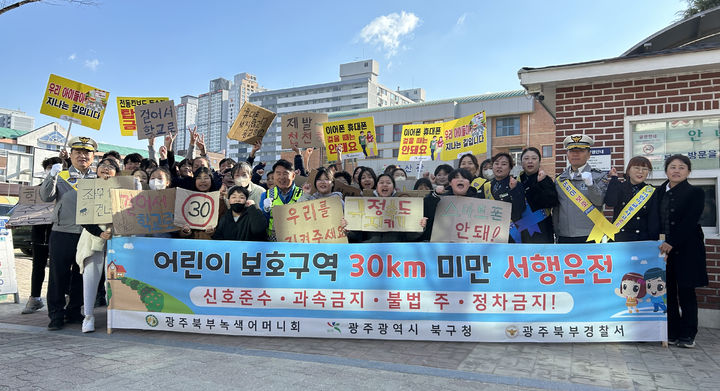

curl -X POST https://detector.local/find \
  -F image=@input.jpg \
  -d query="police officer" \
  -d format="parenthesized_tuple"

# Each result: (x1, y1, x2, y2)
(40, 136, 98, 330)
(259, 159, 303, 241)
(553, 134, 611, 243)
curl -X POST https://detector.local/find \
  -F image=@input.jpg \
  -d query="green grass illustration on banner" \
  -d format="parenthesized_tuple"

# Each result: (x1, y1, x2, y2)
(120, 277, 193, 314)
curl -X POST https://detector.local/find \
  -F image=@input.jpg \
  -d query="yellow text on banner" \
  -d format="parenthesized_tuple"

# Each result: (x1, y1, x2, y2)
(40, 74, 109, 130)
(323, 117, 376, 161)
(116, 97, 169, 136)
(439, 112, 487, 161)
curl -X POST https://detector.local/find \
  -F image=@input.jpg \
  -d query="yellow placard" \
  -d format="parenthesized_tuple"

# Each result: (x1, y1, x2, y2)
(323, 116, 377, 161)
(40, 74, 109, 130)
(438, 112, 487, 161)
(398, 124, 443, 161)
(116, 97, 169, 136)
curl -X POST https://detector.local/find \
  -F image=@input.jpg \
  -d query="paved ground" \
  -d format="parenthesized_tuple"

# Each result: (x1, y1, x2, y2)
(2, 251, 720, 391)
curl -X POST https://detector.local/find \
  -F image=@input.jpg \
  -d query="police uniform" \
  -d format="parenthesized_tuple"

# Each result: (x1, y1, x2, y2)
(40, 137, 97, 329)
(553, 134, 610, 243)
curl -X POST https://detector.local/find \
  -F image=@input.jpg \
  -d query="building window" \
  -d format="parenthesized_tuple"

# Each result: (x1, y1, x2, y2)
(392, 148, 399, 158)
(496, 116, 520, 137)
(375, 126, 384, 143)
(392, 124, 405, 142)
(542, 145, 553, 158)
(631, 114, 719, 231)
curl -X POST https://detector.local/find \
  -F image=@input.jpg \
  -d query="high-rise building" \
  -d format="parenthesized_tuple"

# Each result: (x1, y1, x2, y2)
(227, 73, 265, 159)
(249, 59, 424, 163)
(175, 95, 198, 155)
(196, 78, 230, 154)
(0, 108, 34, 132)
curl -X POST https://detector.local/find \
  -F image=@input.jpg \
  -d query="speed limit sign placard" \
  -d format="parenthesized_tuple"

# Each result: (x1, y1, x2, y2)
(174, 188, 221, 229)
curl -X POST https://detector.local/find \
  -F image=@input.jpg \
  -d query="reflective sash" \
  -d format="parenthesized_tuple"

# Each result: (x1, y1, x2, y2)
(58, 170, 81, 191)
(471, 177, 487, 191)
(557, 179, 619, 243)
(611, 185, 655, 232)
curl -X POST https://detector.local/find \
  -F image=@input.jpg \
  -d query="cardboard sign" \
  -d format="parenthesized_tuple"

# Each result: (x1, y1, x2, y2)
(334, 182, 362, 197)
(274, 197, 347, 243)
(281, 112, 328, 149)
(228, 101, 276, 144)
(7, 186, 54, 226)
(344, 197, 424, 232)
(111, 189, 177, 235)
(398, 123, 443, 161)
(134, 100, 177, 140)
(117, 97, 169, 136)
(430, 196, 510, 243)
(439, 112, 487, 161)
(173, 188, 220, 229)
(323, 117, 377, 161)
(76, 177, 136, 224)
(40, 74, 109, 130)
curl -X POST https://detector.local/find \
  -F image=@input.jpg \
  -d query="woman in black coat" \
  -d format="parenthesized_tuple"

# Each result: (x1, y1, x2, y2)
(657, 154, 708, 348)
(422, 168, 479, 242)
(604, 156, 660, 242)
(518, 147, 558, 243)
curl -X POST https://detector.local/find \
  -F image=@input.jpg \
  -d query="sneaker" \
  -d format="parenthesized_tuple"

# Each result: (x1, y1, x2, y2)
(81, 315, 95, 333)
(21, 297, 44, 314)
(64, 311, 84, 324)
(668, 338, 679, 345)
(678, 338, 695, 348)
(47, 319, 64, 331)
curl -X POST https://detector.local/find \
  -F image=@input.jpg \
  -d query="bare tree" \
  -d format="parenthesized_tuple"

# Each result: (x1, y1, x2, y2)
(0, 0, 96, 16)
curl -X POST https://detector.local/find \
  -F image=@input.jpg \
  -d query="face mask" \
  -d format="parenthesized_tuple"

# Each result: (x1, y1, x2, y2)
(483, 169, 494, 180)
(234, 176, 250, 187)
(231, 203, 246, 213)
(149, 178, 166, 190)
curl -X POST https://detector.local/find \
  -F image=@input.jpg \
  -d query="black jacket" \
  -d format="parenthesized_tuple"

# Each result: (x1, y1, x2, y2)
(212, 206, 267, 241)
(518, 172, 558, 243)
(657, 179, 708, 288)
(604, 177, 660, 242)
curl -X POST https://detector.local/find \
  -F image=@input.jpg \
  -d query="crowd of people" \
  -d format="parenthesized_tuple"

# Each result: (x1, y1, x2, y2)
(17, 129, 708, 349)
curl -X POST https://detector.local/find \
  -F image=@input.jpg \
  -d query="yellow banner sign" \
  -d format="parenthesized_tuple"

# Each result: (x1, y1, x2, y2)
(398, 124, 443, 161)
(116, 97, 169, 136)
(40, 74, 109, 130)
(323, 117, 377, 161)
(439, 112, 487, 161)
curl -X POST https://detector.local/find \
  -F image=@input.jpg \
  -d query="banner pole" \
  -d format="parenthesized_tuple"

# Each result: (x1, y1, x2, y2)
(62, 121, 73, 151)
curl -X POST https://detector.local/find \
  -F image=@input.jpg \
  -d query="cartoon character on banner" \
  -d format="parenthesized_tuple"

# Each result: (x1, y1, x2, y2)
(470, 113, 486, 140)
(615, 272, 646, 313)
(643, 267, 667, 313)
(366, 131, 375, 157)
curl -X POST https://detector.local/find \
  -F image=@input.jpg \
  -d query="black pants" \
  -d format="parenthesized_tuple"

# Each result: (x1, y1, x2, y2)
(557, 236, 588, 243)
(47, 231, 82, 322)
(667, 267, 698, 340)
(30, 243, 49, 298)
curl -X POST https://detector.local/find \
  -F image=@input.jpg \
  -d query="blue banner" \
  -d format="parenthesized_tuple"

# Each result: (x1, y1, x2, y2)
(106, 238, 667, 342)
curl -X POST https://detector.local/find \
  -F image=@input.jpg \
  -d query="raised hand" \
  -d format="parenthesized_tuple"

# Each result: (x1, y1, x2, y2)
(509, 176, 518, 189)
(196, 134, 206, 155)
(537, 170, 547, 182)
(165, 132, 176, 151)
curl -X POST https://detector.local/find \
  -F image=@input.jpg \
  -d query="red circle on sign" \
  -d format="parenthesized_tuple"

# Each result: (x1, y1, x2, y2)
(181, 193, 215, 228)
(642, 144, 654, 154)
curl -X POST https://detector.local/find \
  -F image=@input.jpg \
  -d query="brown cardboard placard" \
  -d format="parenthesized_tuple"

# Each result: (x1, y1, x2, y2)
(281, 112, 328, 149)
(134, 100, 177, 140)
(228, 102, 276, 144)
(274, 197, 347, 243)
(111, 188, 177, 235)
(344, 196, 424, 232)
(76, 177, 136, 224)
(429, 196, 511, 243)
(7, 186, 54, 226)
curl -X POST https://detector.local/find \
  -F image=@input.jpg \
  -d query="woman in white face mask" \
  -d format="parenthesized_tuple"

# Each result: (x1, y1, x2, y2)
(148, 167, 172, 190)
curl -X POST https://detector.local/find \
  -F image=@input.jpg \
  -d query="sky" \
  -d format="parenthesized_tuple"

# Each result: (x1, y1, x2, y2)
(0, 0, 688, 150)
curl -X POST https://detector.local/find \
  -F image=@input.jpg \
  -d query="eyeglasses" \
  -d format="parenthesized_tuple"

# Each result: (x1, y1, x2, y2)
(98, 164, 116, 170)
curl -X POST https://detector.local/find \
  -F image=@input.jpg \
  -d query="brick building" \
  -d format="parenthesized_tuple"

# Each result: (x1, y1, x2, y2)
(519, 8, 720, 326)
